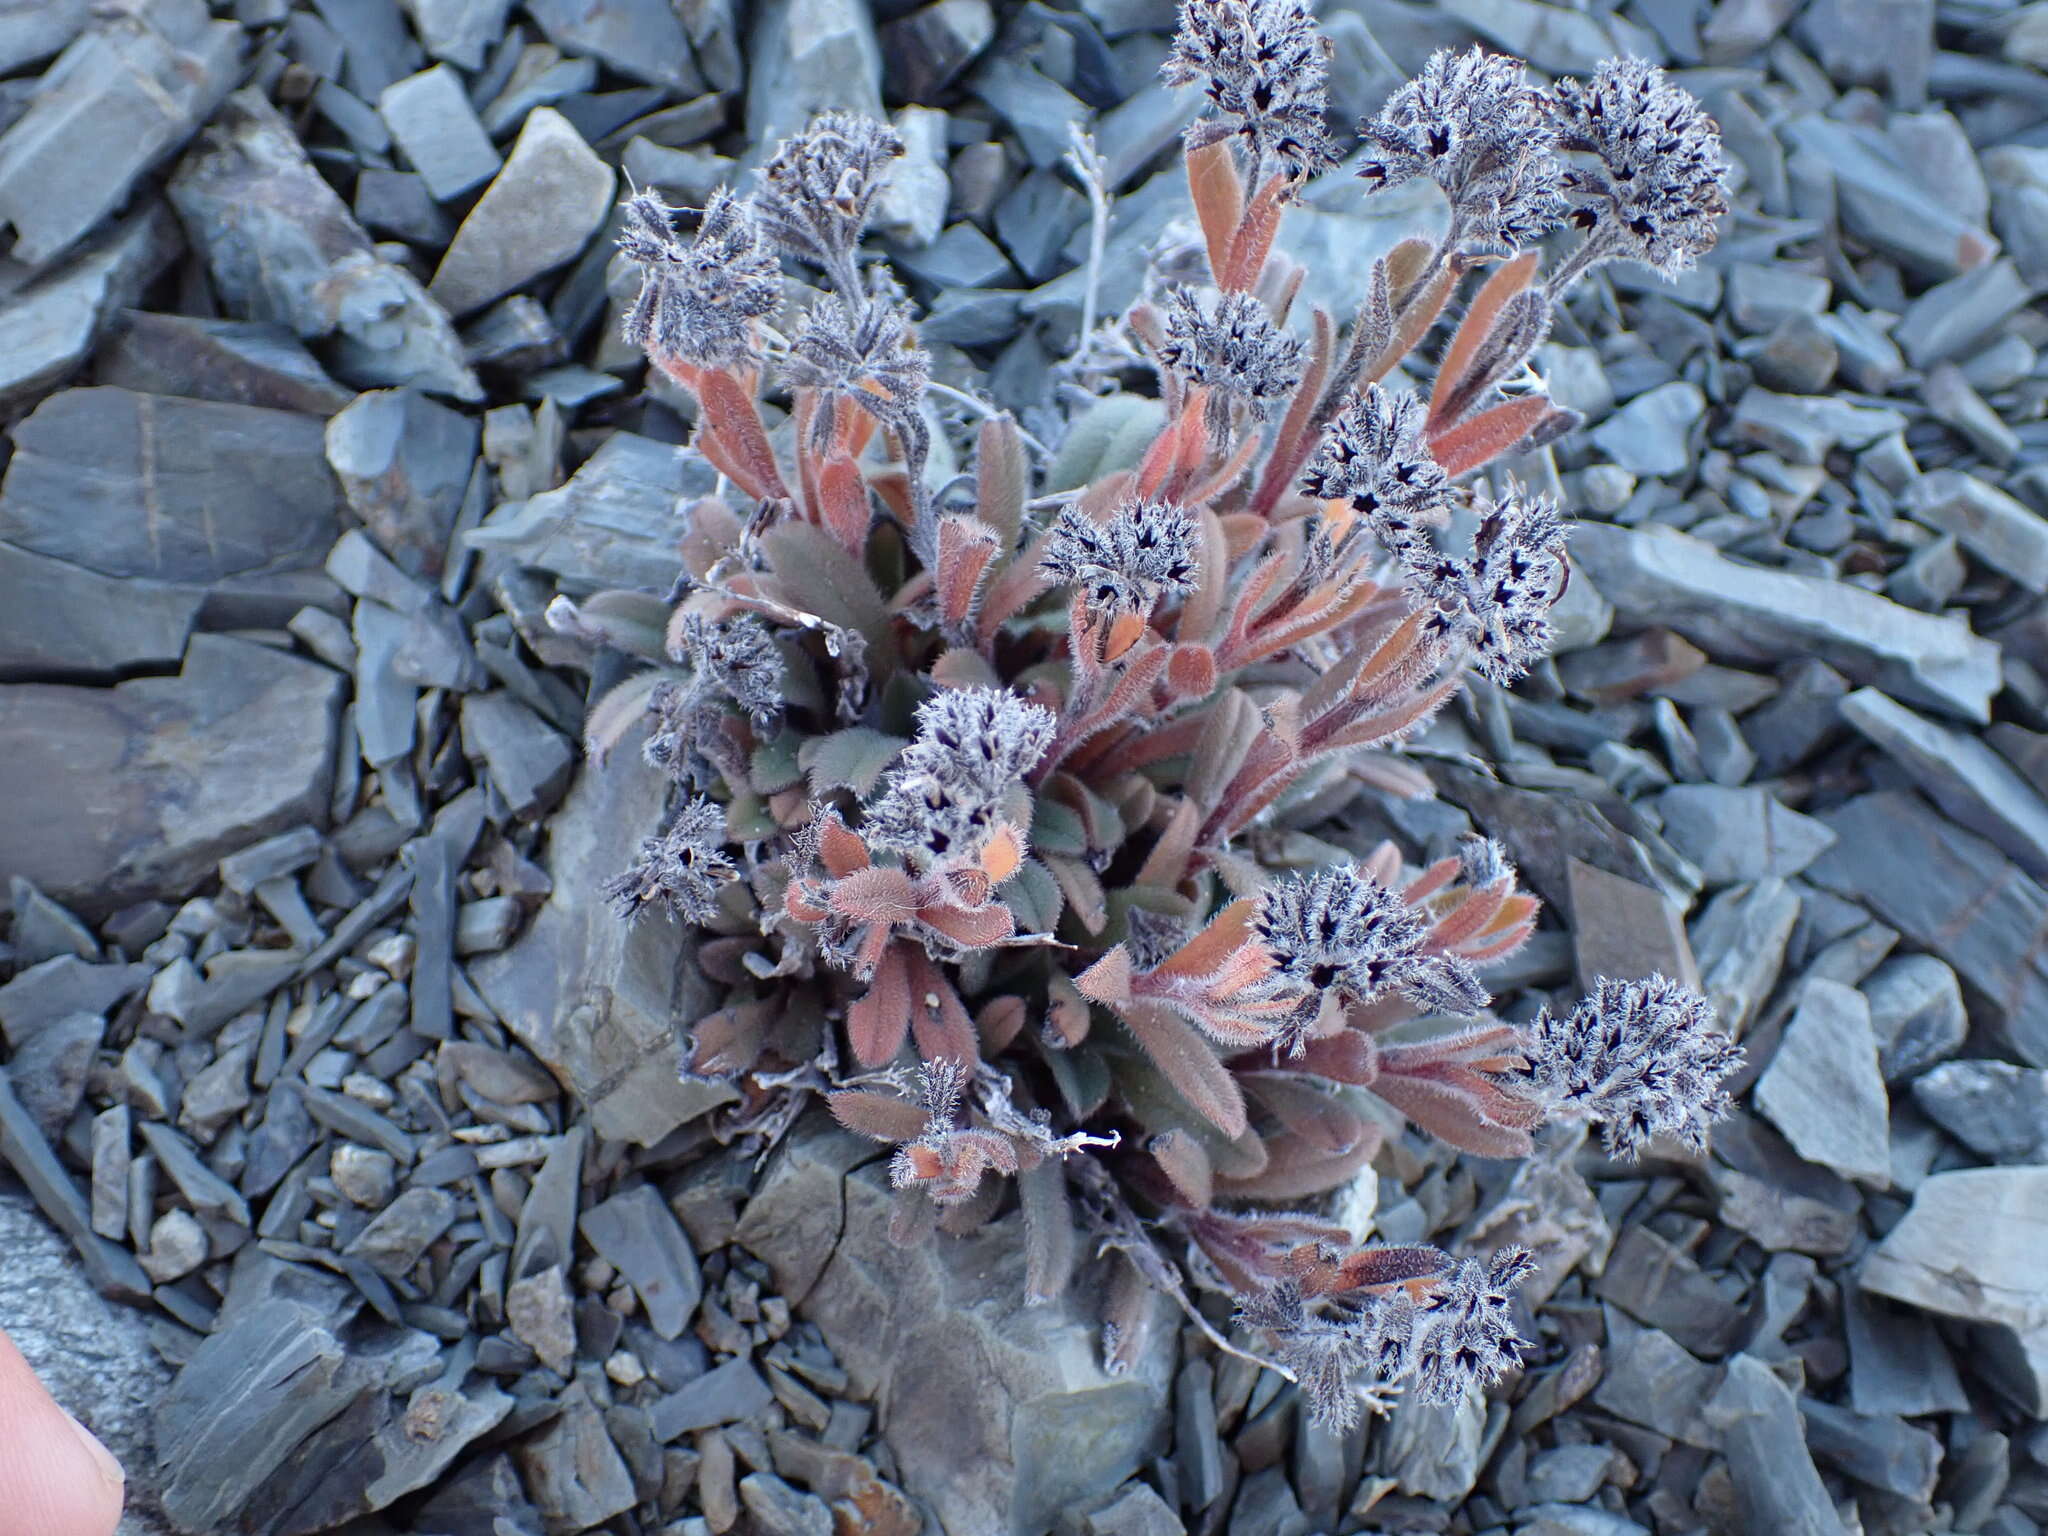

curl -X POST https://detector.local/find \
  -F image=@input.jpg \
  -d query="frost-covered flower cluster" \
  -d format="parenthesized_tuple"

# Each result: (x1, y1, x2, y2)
(1523, 975, 1743, 1158)
(1039, 499, 1198, 616)
(616, 189, 781, 368)
(1255, 866, 1489, 1029)
(861, 688, 1055, 870)
(752, 110, 904, 287)
(1160, 0, 1339, 177)
(603, 797, 736, 924)
(1158, 288, 1306, 427)
(1302, 385, 1451, 536)
(1402, 485, 1571, 685)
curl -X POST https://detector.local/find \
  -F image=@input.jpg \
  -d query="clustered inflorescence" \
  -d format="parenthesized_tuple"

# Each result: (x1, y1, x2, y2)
(571, 0, 1741, 1429)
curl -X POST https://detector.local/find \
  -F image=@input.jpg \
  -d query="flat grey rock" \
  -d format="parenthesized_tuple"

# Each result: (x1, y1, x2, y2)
(1692, 877, 1801, 1037)
(1808, 792, 2048, 1064)
(1755, 979, 1893, 1185)
(1588, 381, 1702, 478)
(736, 1119, 1175, 1536)
(464, 430, 712, 590)
(0, 0, 90, 75)
(517, 1382, 637, 1532)
(648, 1355, 776, 1439)
(0, 387, 336, 584)
(1653, 785, 1836, 884)
(0, 542, 201, 682)
(526, 0, 704, 92)
(0, 204, 180, 410)
(169, 89, 480, 400)
(1892, 257, 2033, 368)
(1570, 523, 2000, 722)
(1907, 469, 2048, 594)
(470, 757, 734, 1145)
(326, 388, 479, 579)
(460, 691, 574, 821)
(578, 1185, 702, 1340)
(378, 64, 500, 201)
(1703, 1354, 1850, 1536)
(1865, 953, 1967, 1082)
(881, 0, 995, 101)
(1861, 1167, 2048, 1414)
(1911, 1060, 2048, 1163)
(0, 0, 240, 264)
(0, 636, 341, 917)
(96, 312, 354, 417)
(397, 0, 513, 69)
(745, 0, 884, 161)
(429, 108, 614, 320)
(1782, 113, 1997, 280)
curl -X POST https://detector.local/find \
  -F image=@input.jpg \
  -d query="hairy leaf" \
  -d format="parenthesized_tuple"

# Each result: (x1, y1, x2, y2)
(829, 1089, 928, 1142)
(801, 726, 910, 797)
(1120, 999, 1248, 1138)
(1019, 1160, 1077, 1305)
(847, 943, 914, 1066)
(975, 414, 1029, 550)
(1149, 1127, 1214, 1208)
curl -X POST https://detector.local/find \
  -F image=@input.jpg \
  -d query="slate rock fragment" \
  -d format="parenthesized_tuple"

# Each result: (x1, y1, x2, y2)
(169, 89, 481, 400)
(0, 203, 180, 411)
(1755, 980, 1893, 1185)
(325, 388, 480, 579)
(526, 0, 705, 93)
(0, 0, 239, 265)
(378, 64, 502, 202)
(0, 636, 341, 918)
(430, 108, 615, 320)
(0, 542, 202, 682)
(1911, 1061, 2048, 1163)
(578, 1185, 703, 1340)
(0, 387, 338, 584)
(1703, 1354, 1850, 1536)
(518, 1382, 638, 1533)
(1865, 954, 1967, 1082)
(96, 311, 355, 417)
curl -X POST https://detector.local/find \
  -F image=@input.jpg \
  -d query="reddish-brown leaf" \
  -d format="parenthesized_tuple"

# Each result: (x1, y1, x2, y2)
(1019, 1159, 1077, 1304)
(828, 1089, 929, 1142)
(1215, 1131, 1378, 1200)
(694, 367, 791, 501)
(905, 948, 980, 1064)
(1120, 999, 1249, 1138)
(1075, 946, 1133, 1004)
(978, 995, 1028, 1053)
(847, 943, 913, 1066)
(936, 515, 1001, 626)
(1153, 898, 1256, 980)
(1222, 173, 1289, 292)
(1369, 1069, 1534, 1158)
(1187, 137, 1245, 287)
(1429, 251, 1538, 429)
(1427, 395, 1559, 478)
(914, 898, 1016, 950)
(816, 450, 871, 556)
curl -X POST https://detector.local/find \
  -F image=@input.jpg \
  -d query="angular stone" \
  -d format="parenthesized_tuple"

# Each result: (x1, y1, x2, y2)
(344, 1186, 457, 1276)
(168, 89, 480, 400)
(1861, 1168, 2048, 1414)
(0, 1070, 152, 1301)
(1755, 980, 1892, 1184)
(0, 0, 240, 264)
(1782, 113, 1997, 281)
(1729, 387, 1905, 465)
(470, 759, 733, 1145)
(579, 1185, 702, 1340)
(648, 1356, 776, 1440)
(527, 0, 703, 92)
(1843, 1286, 1970, 1417)
(0, 636, 341, 918)
(379, 64, 500, 201)
(1911, 1061, 2048, 1163)
(1865, 954, 1967, 1082)
(464, 430, 712, 590)
(461, 691, 574, 821)
(506, 1263, 576, 1374)
(739, 1118, 1174, 1536)
(397, 0, 514, 69)
(157, 1298, 375, 1532)
(1893, 257, 2033, 368)
(1571, 523, 2000, 721)
(1590, 1318, 1717, 1446)
(0, 204, 180, 411)
(740, 1472, 834, 1536)
(1568, 859, 1700, 994)
(326, 388, 479, 579)
(1703, 1355, 1848, 1536)
(518, 1382, 637, 1531)
(881, 0, 994, 101)
(745, 0, 884, 160)
(0, 542, 202, 682)
(1693, 878, 1802, 1037)
(1906, 470, 2048, 595)
(430, 108, 614, 319)
(1808, 792, 2048, 1064)
(1588, 381, 1703, 478)
(97, 311, 355, 417)
(0, 387, 337, 584)
(1653, 785, 1836, 885)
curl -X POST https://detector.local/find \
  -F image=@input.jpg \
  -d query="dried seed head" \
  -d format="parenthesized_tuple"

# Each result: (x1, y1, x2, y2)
(1238, 1282, 1375, 1430)
(1456, 833, 1513, 889)
(782, 288, 931, 433)
(1406, 1246, 1535, 1403)
(603, 797, 736, 923)
(1158, 288, 1305, 421)
(673, 611, 786, 726)
(754, 111, 905, 277)
(1161, 0, 1339, 177)
(1300, 384, 1450, 562)
(1522, 975, 1742, 1160)
(1039, 498, 1199, 615)
(1357, 48, 1564, 253)
(1549, 58, 1729, 278)
(1255, 866, 1489, 1021)
(1402, 482, 1569, 685)
(617, 188, 782, 368)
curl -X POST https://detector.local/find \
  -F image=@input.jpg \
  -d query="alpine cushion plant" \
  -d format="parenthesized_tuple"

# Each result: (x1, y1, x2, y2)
(565, 1, 1741, 1431)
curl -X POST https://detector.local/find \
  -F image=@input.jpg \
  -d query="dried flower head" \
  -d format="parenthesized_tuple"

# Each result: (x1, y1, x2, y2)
(1549, 58, 1729, 279)
(1300, 385, 1450, 556)
(673, 611, 786, 726)
(1255, 866, 1489, 1031)
(1406, 1246, 1535, 1403)
(753, 111, 905, 284)
(1161, 0, 1339, 178)
(862, 688, 1055, 869)
(1158, 288, 1305, 432)
(1237, 1282, 1374, 1429)
(603, 797, 736, 923)
(1401, 483, 1568, 685)
(889, 1058, 1021, 1203)
(617, 188, 782, 368)
(1357, 48, 1563, 253)
(1039, 499, 1198, 615)
(1522, 975, 1741, 1159)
